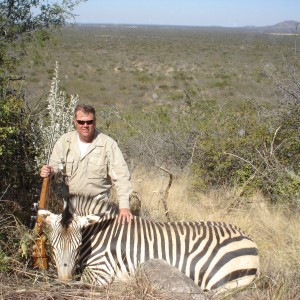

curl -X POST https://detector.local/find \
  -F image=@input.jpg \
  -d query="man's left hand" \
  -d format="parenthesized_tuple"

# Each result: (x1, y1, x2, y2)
(118, 208, 133, 224)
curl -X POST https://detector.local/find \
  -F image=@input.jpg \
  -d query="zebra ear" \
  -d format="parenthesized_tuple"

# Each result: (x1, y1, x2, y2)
(38, 209, 57, 225)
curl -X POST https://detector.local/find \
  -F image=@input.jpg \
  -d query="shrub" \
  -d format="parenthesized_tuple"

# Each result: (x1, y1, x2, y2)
(99, 93, 300, 205)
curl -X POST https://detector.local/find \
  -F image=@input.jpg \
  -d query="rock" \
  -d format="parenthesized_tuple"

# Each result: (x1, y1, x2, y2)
(137, 259, 207, 300)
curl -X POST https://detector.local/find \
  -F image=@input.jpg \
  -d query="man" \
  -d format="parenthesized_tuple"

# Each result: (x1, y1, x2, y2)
(40, 104, 133, 224)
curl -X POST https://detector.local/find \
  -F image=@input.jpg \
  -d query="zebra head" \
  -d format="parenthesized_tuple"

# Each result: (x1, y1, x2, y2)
(38, 209, 105, 282)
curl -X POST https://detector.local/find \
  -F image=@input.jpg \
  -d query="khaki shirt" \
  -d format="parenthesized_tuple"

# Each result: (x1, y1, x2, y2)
(49, 130, 132, 209)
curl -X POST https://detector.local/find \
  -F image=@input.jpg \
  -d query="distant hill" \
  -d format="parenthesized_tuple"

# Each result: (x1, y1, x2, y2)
(256, 20, 300, 34)
(206, 20, 300, 34)
(201, 20, 300, 34)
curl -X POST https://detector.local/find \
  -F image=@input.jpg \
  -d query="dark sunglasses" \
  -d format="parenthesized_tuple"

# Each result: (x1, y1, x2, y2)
(76, 119, 94, 125)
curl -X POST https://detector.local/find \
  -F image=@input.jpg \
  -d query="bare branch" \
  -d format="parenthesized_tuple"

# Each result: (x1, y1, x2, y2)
(224, 152, 258, 171)
(270, 126, 281, 156)
(156, 165, 173, 222)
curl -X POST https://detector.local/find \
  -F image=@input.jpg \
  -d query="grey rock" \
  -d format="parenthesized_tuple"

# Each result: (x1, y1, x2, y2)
(137, 259, 207, 300)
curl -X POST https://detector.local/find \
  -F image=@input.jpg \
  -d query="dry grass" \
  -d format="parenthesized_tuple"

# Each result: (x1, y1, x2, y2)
(1, 169, 300, 299)
(132, 169, 300, 299)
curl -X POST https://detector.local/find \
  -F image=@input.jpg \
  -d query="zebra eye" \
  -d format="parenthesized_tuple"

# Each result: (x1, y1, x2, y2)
(64, 263, 68, 267)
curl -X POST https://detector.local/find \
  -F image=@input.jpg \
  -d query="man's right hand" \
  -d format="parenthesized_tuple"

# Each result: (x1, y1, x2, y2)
(40, 165, 54, 178)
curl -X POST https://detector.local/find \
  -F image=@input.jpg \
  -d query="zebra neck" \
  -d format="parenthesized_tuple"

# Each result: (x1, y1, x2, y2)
(67, 194, 119, 216)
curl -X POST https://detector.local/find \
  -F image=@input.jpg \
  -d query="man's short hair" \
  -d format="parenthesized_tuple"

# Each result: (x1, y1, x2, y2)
(74, 104, 96, 119)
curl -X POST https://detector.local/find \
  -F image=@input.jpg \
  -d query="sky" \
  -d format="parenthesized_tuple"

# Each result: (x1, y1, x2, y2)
(72, 0, 300, 27)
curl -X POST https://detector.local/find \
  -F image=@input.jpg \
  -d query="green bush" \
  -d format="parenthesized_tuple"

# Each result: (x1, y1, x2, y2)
(100, 94, 300, 205)
(0, 93, 38, 216)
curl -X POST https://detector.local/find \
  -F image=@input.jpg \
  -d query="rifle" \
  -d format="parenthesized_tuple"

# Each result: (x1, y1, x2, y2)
(31, 123, 57, 269)
(32, 176, 51, 269)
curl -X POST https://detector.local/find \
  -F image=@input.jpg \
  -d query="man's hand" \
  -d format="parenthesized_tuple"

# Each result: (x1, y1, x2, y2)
(40, 165, 54, 178)
(118, 208, 133, 224)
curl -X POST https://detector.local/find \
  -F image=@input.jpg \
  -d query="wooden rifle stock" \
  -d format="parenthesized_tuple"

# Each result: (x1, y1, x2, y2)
(33, 176, 50, 269)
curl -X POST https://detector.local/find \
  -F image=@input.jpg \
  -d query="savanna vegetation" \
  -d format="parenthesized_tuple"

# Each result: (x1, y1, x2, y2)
(1, 1, 300, 298)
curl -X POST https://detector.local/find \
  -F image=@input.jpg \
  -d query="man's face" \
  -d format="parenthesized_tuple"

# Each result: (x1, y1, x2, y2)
(74, 110, 96, 143)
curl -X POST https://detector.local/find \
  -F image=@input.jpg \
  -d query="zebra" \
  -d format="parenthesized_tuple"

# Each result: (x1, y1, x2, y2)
(39, 195, 259, 292)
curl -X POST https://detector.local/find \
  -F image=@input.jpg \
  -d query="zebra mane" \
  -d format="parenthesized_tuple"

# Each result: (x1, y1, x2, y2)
(61, 201, 74, 228)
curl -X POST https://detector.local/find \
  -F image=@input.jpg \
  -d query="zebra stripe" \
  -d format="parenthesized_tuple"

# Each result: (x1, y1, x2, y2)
(77, 213, 259, 291)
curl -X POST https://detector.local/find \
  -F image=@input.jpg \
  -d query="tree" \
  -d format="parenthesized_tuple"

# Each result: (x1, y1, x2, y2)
(0, 0, 86, 221)
(0, 0, 87, 77)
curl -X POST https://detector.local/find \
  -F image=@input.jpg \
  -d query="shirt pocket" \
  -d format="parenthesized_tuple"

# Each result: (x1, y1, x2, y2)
(88, 156, 107, 179)
(65, 157, 75, 176)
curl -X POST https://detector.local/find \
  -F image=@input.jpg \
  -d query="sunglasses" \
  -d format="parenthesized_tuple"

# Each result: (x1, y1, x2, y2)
(76, 119, 94, 125)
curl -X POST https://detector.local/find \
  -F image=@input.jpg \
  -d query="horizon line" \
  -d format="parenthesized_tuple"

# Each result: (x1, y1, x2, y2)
(69, 20, 300, 29)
